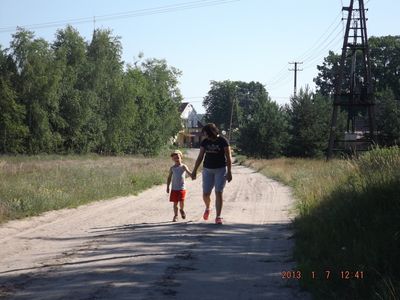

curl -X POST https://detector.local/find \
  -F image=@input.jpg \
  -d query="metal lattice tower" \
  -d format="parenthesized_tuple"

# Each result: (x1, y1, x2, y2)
(327, 0, 376, 159)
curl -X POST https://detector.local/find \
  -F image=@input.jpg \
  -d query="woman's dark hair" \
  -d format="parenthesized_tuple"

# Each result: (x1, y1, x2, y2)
(202, 123, 219, 139)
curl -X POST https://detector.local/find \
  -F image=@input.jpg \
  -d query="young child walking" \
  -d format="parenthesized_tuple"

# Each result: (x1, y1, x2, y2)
(166, 150, 192, 222)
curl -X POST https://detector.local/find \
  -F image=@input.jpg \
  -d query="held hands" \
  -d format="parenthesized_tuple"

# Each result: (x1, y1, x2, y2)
(191, 172, 197, 180)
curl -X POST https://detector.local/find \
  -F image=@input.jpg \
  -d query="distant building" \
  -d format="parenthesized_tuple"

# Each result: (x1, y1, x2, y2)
(176, 102, 204, 148)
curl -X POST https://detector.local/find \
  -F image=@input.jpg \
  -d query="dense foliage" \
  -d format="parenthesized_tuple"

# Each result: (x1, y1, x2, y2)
(314, 35, 400, 146)
(238, 95, 288, 158)
(285, 88, 333, 157)
(203, 35, 399, 158)
(203, 80, 289, 158)
(203, 81, 333, 158)
(2, 29, 399, 157)
(0, 26, 182, 154)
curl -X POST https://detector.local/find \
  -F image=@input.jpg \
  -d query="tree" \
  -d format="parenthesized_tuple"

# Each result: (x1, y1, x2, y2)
(375, 88, 400, 146)
(104, 71, 138, 154)
(86, 29, 124, 153)
(314, 36, 400, 99)
(314, 35, 400, 147)
(313, 50, 341, 96)
(52, 26, 93, 153)
(286, 88, 331, 157)
(203, 80, 288, 157)
(369, 36, 400, 100)
(237, 96, 288, 158)
(203, 80, 237, 131)
(129, 58, 182, 155)
(203, 80, 268, 133)
(0, 26, 185, 155)
(0, 47, 27, 153)
(10, 28, 62, 153)
(143, 59, 182, 151)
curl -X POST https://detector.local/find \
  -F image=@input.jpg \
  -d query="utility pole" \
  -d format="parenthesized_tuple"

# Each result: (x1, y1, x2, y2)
(289, 61, 303, 98)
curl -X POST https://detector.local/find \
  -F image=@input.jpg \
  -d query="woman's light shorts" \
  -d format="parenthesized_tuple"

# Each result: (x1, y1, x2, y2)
(202, 167, 227, 193)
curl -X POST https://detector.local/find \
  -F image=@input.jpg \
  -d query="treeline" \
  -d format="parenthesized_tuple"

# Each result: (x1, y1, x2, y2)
(204, 35, 400, 158)
(203, 81, 331, 157)
(0, 26, 182, 155)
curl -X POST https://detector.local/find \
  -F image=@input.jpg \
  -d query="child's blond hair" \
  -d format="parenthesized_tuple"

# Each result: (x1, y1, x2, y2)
(170, 150, 183, 158)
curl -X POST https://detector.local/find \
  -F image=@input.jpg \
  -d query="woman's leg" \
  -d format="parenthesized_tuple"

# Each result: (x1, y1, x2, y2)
(215, 191, 223, 217)
(203, 192, 211, 209)
(202, 168, 214, 211)
(214, 167, 227, 218)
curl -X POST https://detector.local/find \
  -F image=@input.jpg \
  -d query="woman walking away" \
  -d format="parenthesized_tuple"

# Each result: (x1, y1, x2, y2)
(191, 123, 232, 224)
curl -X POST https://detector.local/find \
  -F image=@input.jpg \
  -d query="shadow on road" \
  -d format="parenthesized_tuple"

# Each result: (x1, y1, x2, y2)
(0, 221, 307, 299)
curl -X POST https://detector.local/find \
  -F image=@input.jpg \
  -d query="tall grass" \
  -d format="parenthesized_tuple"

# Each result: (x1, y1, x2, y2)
(0, 153, 193, 223)
(240, 147, 400, 299)
(239, 157, 351, 215)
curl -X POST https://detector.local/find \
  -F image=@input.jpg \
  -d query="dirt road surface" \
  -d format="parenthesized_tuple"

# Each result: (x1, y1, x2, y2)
(0, 150, 310, 300)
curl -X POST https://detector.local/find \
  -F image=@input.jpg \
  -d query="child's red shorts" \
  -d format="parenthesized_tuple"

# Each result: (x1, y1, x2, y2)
(169, 190, 186, 202)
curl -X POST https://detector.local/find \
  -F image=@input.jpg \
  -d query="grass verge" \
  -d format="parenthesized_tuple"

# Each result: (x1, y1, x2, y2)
(0, 153, 193, 224)
(239, 147, 400, 299)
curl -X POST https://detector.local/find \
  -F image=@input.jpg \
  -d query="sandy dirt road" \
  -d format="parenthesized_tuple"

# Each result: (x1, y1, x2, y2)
(0, 150, 310, 300)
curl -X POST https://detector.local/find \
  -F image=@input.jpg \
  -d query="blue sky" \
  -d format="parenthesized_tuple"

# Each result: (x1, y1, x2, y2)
(1, 0, 399, 113)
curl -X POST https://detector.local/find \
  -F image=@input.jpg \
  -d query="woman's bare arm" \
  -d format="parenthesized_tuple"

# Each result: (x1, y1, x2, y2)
(224, 146, 232, 182)
(192, 147, 205, 179)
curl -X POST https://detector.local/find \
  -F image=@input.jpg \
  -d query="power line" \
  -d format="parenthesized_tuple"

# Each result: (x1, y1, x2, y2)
(265, 8, 342, 88)
(295, 11, 342, 62)
(301, 31, 344, 70)
(302, 48, 342, 71)
(300, 21, 343, 63)
(266, 70, 292, 87)
(0, 0, 239, 33)
(296, 1, 345, 72)
(268, 29, 341, 88)
(265, 65, 290, 86)
(266, 72, 293, 90)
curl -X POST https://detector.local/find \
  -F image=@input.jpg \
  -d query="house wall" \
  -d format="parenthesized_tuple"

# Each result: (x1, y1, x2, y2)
(181, 104, 200, 129)
(176, 103, 203, 148)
